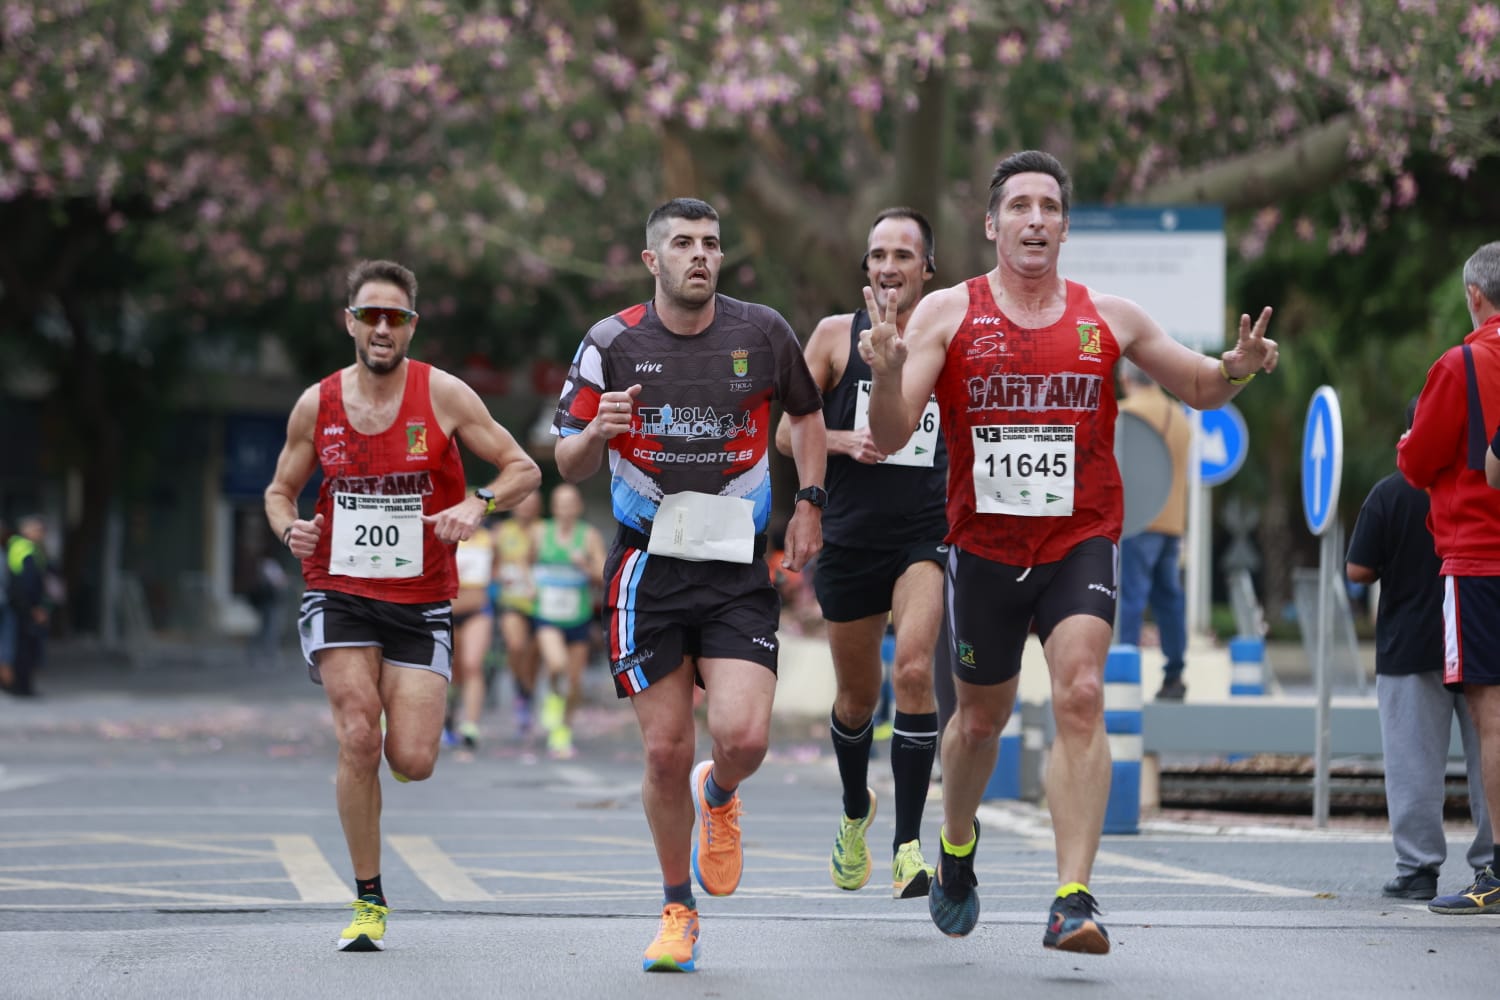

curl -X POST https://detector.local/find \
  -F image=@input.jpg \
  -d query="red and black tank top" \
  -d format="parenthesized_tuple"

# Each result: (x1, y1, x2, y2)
(936, 277, 1123, 566)
(301, 361, 467, 602)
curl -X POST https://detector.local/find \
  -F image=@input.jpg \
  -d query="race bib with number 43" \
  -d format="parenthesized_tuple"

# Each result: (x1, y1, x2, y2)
(329, 492, 425, 578)
(972, 425, 1075, 516)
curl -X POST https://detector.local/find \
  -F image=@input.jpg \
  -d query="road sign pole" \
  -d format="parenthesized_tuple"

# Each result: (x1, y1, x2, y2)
(1301, 386, 1343, 831)
(1313, 529, 1335, 827)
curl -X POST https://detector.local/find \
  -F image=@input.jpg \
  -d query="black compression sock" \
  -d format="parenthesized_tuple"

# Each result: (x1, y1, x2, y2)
(890, 710, 939, 852)
(830, 710, 873, 819)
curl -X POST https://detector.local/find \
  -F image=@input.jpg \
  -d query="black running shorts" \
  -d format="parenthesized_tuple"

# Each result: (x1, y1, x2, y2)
(1443, 575, 1500, 688)
(603, 535, 781, 699)
(813, 539, 949, 623)
(298, 589, 453, 685)
(944, 536, 1118, 685)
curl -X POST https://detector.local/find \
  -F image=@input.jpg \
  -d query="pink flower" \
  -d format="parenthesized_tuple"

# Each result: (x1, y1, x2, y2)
(1462, 3, 1500, 42)
(995, 33, 1025, 66)
(262, 26, 296, 62)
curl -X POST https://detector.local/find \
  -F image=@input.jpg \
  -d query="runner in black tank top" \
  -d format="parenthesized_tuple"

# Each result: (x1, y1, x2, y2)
(774, 208, 948, 902)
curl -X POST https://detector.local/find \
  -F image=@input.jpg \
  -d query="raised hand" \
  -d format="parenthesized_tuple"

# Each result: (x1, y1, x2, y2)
(858, 284, 906, 376)
(286, 512, 324, 560)
(1221, 306, 1278, 377)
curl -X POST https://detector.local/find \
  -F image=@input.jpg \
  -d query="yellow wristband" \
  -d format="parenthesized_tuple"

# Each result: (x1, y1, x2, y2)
(1219, 359, 1255, 385)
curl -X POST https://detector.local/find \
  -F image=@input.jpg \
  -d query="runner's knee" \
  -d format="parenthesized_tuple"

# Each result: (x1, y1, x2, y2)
(642, 729, 695, 785)
(1051, 672, 1104, 734)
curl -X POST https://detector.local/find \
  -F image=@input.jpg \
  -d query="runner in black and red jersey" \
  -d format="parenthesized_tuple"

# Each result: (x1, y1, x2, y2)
(862, 151, 1277, 952)
(264, 259, 540, 952)
(553, 197, 825, 973)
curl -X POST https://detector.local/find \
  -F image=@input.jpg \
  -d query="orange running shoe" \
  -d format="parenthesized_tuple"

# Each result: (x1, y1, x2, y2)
(690, 760, 744, 897)
(642, 902, 700, 972)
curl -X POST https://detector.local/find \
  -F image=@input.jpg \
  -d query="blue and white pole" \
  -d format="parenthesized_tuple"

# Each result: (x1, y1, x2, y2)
(1103, 644, 1143, 834)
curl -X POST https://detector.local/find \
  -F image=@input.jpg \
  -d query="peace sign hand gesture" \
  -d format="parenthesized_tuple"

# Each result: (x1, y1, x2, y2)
(857, 285, 906, 377)
(1221, 306, 1278, 380)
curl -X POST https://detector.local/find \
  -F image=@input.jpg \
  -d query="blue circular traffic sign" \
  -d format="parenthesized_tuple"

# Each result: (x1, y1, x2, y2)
(1301, 386, 1343, 536)
(1198, 402, 1249, 487)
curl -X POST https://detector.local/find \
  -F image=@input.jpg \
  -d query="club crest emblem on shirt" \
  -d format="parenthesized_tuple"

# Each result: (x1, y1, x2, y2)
(1077, 322, 1102, 354)
(406, 423, 428, 455)
(731, 348, 749, 377)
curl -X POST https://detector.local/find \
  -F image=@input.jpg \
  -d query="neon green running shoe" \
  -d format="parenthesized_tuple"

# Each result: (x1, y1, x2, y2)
(337, 896, 389, 952)
(892, 839, 935, 899)
(829, 788, 877, 890)
(540, 691, 566, 732)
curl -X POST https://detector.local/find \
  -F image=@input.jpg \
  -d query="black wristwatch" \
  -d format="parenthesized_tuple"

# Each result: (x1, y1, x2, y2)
(794, 485, 829, 510)
(474, 488, 497, 515)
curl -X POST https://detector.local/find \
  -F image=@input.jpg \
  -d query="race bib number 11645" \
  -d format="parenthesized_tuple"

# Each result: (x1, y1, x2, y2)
(972, 424, 1075, 516)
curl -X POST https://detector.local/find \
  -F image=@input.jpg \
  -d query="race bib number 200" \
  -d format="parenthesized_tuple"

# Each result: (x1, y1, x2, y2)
(972, 425, 1075, 516)
(329, 492, 425, 578)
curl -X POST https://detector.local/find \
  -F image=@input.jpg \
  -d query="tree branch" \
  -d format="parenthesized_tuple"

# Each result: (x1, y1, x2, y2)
(1135, 114, 1354, 210)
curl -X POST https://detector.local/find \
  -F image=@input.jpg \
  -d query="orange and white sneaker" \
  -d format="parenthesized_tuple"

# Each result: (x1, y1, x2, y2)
(690, 760, 744, 897)
(642, 902, 700, 972)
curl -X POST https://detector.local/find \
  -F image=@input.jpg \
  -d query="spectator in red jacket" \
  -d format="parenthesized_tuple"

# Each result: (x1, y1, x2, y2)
(1398, 239, 1500, 914)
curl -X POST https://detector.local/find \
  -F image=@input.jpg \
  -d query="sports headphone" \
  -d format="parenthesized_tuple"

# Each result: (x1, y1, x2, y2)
(861, 208, 935, 278)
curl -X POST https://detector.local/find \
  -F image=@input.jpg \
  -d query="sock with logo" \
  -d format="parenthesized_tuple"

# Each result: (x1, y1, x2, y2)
(355, 874, 385, 905)
(890, 710, 939, 852)
(830, 710, 873, 819)
(704, 769, 736, 807)
(663, 880, 697, 910)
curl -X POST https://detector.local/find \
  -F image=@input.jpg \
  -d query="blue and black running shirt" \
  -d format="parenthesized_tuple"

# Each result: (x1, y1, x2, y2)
(553, 294, 823, 534)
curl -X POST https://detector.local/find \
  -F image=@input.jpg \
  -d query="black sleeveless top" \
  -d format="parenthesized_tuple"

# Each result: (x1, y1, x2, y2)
(821, 309, 948, 548)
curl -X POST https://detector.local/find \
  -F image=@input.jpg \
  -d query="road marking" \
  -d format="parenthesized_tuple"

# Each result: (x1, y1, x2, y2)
(1094, 849, 1308, 897)
(273, 835, 348, 903)
(387, 835, 491, 901)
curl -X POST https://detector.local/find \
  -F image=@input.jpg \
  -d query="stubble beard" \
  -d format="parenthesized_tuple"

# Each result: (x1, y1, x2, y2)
(357, 344, 405, 375)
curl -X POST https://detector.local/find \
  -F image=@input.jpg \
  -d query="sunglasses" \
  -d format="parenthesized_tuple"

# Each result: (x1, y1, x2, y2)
(347, 305, 418, 327)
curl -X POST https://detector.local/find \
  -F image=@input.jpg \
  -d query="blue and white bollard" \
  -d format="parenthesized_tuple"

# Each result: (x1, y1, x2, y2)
(984, 697, 1023, 800)
(1103, 645, 1143, 834)
(1229, 635, 1267, 696)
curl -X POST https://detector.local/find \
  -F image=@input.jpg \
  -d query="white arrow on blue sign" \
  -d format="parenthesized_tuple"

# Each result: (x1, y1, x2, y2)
(1197, 402, 1249, 487)
(1301, 386, 1343, 536)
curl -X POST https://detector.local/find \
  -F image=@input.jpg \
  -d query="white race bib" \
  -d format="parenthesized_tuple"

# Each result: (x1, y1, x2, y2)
(855, 379, 939, 467)
(537, 580, 588, 623)
(455, 542, 493, 587)
(972, 425, 1075, 516)
(647, 491, 756, 564)
(329, 492, 425, 578)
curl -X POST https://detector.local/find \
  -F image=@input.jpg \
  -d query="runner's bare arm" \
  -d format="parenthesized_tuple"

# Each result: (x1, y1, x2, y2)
(556, 383, 643, 483)
(429, 369, 542, 541)
(264, 386, 324, 560)
(1109, 294, 1276, 409)
(781, 409, 827, 574)
(776, 314, 866, 459)
(862, 284, 959, 455)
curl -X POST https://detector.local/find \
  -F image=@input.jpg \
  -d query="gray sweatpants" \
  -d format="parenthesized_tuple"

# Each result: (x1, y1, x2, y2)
(1377, 672, 1491, 877)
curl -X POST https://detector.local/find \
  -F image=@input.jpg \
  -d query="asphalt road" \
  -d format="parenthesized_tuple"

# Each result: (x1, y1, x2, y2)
(0, 650, 1494, 999)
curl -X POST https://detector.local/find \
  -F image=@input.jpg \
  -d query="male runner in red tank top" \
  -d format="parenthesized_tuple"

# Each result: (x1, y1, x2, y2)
(862, 151, 1278, 953)
(263, 259, 540, 952)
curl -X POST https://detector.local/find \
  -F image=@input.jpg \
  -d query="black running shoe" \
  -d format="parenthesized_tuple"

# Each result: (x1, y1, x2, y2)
(1043, 888, 1110, 954)
(927, 820, 980, 937)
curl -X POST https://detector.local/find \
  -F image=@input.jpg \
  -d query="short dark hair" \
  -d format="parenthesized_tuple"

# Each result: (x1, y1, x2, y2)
(987, 150, 1072, 219)
(645, 198, 719, 252)
(865, 207, 935, 273)
(347, 260, 418, 309)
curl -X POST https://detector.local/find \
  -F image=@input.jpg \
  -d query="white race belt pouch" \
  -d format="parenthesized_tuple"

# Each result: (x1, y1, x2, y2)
(329, 492, 425, 578)
(972, 424, 1076, 516)
(647, 491, 757, 564)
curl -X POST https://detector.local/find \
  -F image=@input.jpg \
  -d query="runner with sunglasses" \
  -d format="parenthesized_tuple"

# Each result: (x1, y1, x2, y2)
(264, 259, 540, 952)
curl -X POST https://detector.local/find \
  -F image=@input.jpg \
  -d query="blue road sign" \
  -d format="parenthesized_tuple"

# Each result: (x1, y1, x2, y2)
(1198, 402, 1249, 487)
(1301, 386, 1343, 536)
